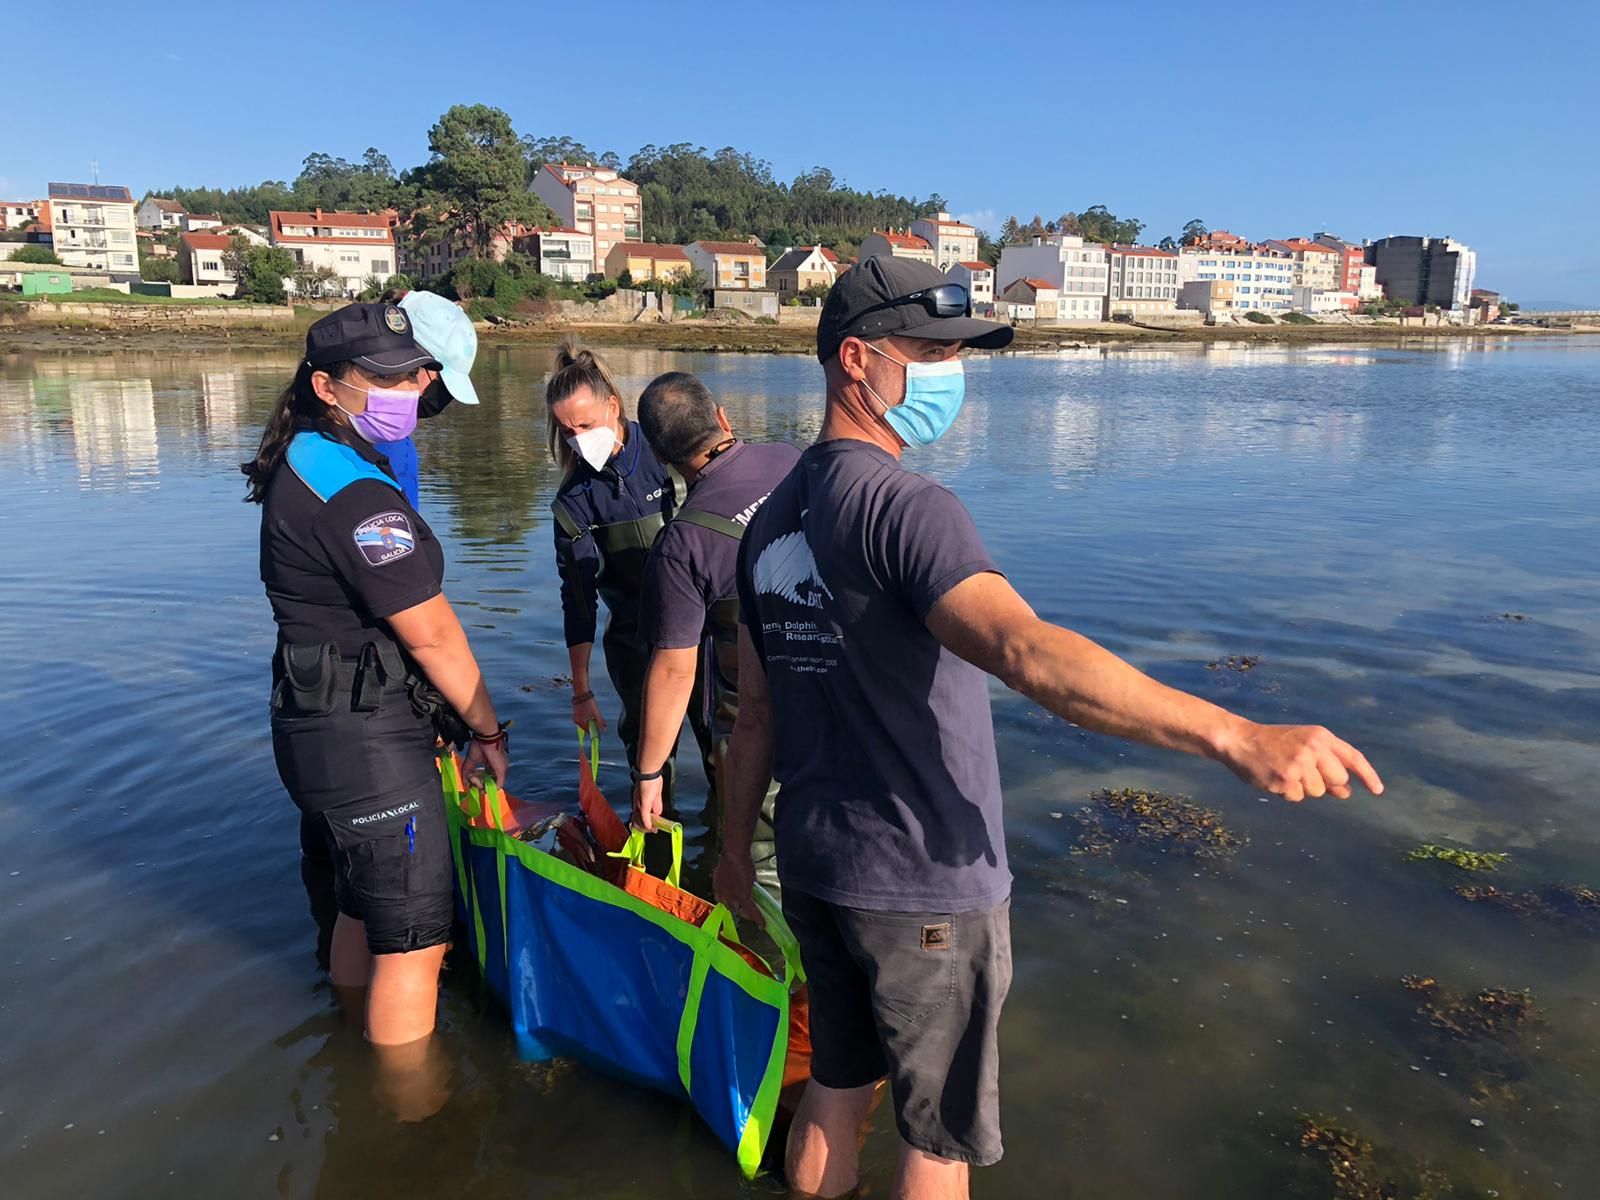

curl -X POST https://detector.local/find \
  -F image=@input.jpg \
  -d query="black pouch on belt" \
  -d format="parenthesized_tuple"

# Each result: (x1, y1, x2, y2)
(406, 674, 473, 748)
(278, 642, 340, 716)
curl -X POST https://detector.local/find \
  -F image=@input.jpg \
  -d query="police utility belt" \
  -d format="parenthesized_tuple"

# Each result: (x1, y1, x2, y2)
(272, 640, 473, 746)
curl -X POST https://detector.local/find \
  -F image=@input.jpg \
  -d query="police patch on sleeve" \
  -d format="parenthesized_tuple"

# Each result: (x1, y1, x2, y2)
(353, 512, 417, 566)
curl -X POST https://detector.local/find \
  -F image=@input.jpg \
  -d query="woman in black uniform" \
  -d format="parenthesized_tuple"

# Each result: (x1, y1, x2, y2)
(546, 337, 685, 776)
(244, 302, 508, 1066)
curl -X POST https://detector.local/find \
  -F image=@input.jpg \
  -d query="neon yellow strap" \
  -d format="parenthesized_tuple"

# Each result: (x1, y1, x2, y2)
(676, 904, 736, 1096)
(606, 819, 683, 888)
(576, 720, 601, 781)
(751, 885, 805, 986)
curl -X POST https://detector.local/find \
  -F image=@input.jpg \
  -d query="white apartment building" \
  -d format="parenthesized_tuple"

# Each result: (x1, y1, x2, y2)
(181, 212, 224, 232)
(138, 197, 186, 230)
(178, 231, 235, 287)
(910, 212, 980, 271)
(269, 208, 397, 297)
(996, 234, 1109, 323)
(531, 163, 641, 273)
(1104, 245, 1179, 318)
(946, 260, 995, 313)
(510, 226, 595, 281)
(0, 199, 43, 231)
(1177, 244, 1295, 314)
(48, 182, 138, 277)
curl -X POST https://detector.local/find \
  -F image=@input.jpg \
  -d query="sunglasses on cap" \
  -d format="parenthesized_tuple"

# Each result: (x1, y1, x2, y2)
(849, 282, 972, 326)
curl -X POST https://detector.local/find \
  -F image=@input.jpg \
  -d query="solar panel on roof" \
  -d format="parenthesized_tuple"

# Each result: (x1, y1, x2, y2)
(47, 182, 131, 201)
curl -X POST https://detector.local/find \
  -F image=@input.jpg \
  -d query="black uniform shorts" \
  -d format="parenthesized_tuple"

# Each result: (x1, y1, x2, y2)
(272, 696, 452, 956)
(781, 890, 1013, 1167)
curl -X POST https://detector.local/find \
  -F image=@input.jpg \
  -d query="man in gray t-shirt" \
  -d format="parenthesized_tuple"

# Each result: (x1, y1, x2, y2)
(719, 256, 1384, 1200)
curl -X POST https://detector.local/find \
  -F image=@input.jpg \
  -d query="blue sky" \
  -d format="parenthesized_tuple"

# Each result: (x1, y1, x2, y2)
(7, 0, 1595, 304)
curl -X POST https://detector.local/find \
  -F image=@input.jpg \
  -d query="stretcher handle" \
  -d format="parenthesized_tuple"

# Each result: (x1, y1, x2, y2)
(750, 884, 805, 987)
(607, 818, 684, 888)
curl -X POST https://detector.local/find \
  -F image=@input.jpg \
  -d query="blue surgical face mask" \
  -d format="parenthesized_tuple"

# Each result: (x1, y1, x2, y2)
(861, 342, 966, 447)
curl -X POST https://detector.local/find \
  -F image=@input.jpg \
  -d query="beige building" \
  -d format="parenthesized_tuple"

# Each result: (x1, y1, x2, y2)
(858, 229, 936, 265)
(1104, 245, 1179, 318)
(910, 212, 980, 271)
(1000, 277, 1059, 321)
(1177, 279, 1238, 317)
(996, 234, 1109, 323)
(1264, 239, 1342, 294)
(48, 183, 139, 277)
(685, 241, 767, 290)
(768, 245, 839, 298)
(269, 208, 397, 297)
(178, 231, 235, 286)
(946, 260, 996, 313)
(532, 163, 642, 273)
(604, 241, 690, 282)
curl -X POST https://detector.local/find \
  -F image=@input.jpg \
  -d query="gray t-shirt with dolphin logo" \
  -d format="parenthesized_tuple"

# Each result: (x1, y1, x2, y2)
(736, 438, 1011, 913)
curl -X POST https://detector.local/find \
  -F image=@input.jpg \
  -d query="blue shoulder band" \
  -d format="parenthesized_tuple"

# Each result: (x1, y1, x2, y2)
(286, 431, 399, 503)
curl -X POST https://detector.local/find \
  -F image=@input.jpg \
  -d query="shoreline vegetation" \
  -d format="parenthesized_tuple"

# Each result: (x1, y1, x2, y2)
(1, 311, 1589, 358)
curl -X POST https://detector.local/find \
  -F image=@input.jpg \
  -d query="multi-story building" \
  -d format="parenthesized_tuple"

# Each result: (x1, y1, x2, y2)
(1, 200, 42, 231)
(603, 241, 690, 282)
(1291, 286, 1346, 315)
(1365, 236, 1477, 310)
(685, 241, 768, 290)
(768, 246, 839, 298)
(137, 197, 186, 230)
(178, 231, 236, 287)
(999, 277, 1059, 321)
(1104, 245, 1179, 319)
(181, 212, 223, 232)
(269, 208, 397, 297)
(1263, 239, 1342, 294)
(1177, 279, 1237, 317)
(47, 182, 138, 277)
(1312, 232, 1367, 297)
(996, 234, 1109, 322)
(910, 212, 980, 271)
(509, 226, 595, 281)
(1177, 243, 1295, 314)
(1357, 264, 1381, 301)
(946, 260, 996, 314)
(531, 163, 642, 273)
(858, 229, 936, 265)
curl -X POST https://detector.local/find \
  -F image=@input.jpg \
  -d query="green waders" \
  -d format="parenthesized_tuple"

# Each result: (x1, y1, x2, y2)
(673, 508, 780, 894)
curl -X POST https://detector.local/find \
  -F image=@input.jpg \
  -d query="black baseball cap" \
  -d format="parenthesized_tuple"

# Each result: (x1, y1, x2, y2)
(305, 302, 441, 374)
(817, 256, 1013, 364)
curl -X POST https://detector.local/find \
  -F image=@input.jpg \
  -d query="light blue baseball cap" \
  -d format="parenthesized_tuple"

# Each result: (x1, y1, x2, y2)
(399, 290, 480, 405)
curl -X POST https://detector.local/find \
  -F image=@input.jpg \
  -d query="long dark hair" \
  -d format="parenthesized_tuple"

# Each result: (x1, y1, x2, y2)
(241, 360, 354, 503)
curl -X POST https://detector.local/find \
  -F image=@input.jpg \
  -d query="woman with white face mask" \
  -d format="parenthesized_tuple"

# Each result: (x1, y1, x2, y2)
(545, 337, 689, 787)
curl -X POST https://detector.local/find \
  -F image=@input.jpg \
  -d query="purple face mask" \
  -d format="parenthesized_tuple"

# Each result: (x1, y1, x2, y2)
(345, 386, 420, 443)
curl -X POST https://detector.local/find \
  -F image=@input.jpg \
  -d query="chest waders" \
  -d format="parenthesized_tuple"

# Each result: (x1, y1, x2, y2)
(672, 508, 780, 894)
(554, 497, 714, 831)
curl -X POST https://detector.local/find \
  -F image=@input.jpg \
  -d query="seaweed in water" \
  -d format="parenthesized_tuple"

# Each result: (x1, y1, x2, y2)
(1072, 788, 1246, 861)
(1401, 976, 1537, 1042)
(1295, 1116, 1455, 1200)
(1454, 882, 1600, 933)
(1206, 654, 1263, 672)
(1404, 843, 1509, 872)
(1400, 975, 1540, 1106)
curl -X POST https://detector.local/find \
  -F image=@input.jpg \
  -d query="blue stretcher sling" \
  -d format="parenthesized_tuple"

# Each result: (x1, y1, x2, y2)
(441, 752, 803, 1178)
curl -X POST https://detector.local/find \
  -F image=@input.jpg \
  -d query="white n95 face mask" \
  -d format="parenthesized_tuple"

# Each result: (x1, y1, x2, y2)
(567, 425, 617, 472)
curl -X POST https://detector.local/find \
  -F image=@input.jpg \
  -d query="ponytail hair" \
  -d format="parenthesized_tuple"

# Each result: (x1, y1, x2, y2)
(240, 360, 353, 503)
(545, 335, 627, 477)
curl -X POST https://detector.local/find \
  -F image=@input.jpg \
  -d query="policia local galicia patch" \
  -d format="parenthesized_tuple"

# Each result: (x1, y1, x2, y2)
(353, 512, 417, 566)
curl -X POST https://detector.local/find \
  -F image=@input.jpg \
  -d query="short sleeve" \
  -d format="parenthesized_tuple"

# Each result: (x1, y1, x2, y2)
(735, 533, 766, 664)
(314, 480, 443, 619)
(881, 481, 1000, 620)
(640, 540, 710, 650)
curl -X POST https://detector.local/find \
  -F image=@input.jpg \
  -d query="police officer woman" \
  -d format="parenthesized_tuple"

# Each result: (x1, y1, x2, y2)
(546, 337, 690, 778)
(244, 302, 509, 1067)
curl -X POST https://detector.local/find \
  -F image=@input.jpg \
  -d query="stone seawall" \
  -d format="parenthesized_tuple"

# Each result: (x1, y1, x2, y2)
(6, 301, 297, 329)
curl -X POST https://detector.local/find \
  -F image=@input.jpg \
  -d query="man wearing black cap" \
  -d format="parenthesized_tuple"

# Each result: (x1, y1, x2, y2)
(715, 257, 1383, 1197)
